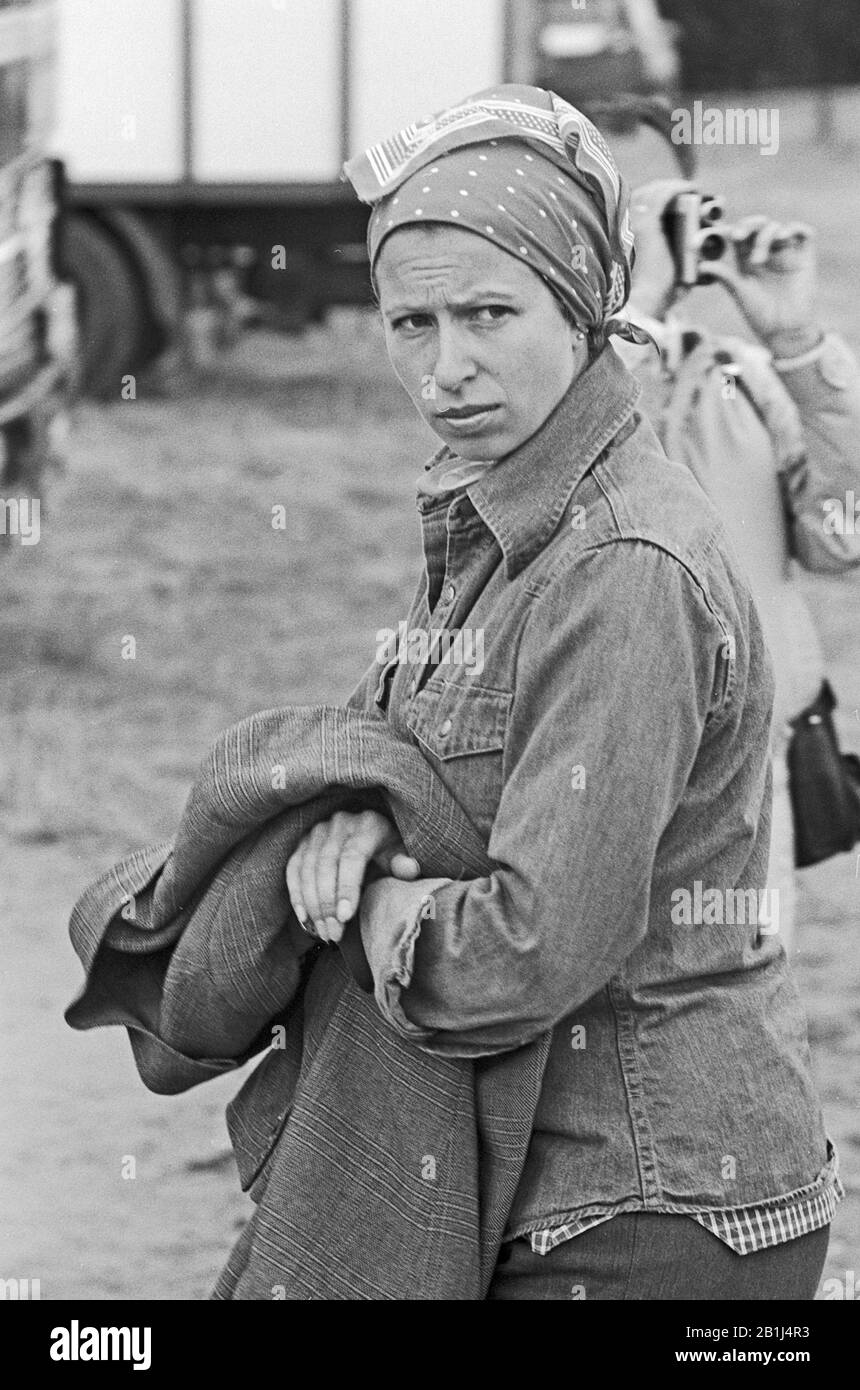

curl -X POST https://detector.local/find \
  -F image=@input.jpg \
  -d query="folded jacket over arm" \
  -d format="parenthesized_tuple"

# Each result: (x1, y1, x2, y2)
(66, 703, 551, 1300)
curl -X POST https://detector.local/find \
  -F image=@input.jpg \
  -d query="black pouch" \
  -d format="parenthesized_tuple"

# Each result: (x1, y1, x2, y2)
(786, 680, 860, 868)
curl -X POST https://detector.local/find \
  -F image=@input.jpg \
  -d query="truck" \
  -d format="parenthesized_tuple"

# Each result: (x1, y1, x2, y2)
(535, 0, 678, 106)
(52, 0, 678, 398)
(0, 0, 75, 526)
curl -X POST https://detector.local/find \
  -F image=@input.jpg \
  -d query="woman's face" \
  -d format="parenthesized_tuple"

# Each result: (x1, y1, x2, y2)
(376, 225, 587, 461)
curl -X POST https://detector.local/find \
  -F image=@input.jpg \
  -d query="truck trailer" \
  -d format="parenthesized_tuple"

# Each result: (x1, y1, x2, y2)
(51, 0, 677, 397)
(0, 0, 75, 517)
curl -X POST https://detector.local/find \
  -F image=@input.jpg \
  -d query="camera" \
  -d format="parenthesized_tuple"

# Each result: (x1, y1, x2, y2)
(662, 191, 731, 287)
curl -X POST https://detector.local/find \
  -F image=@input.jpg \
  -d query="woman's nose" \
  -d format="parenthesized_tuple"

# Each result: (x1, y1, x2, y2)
(432, 324, 477, 393)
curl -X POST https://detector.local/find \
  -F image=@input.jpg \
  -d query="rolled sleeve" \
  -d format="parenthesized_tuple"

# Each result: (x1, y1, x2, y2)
(359, 541, 726, 1058)
(358, 875, 454, 1039)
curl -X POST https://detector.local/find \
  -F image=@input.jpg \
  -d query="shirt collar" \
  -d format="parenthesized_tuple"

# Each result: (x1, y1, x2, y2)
(420, 345, 641, 579)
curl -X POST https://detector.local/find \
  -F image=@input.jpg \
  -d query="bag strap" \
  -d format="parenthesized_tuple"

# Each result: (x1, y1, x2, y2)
(791, 679, 837, 729)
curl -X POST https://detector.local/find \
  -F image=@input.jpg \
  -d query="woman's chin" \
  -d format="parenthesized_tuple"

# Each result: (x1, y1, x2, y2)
(429, 423, 511, 462)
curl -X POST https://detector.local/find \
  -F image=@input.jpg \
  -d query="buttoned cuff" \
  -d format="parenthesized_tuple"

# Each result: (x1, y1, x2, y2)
(359, 876, 451, 1040)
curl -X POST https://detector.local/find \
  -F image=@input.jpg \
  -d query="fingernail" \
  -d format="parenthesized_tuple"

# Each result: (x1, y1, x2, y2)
(315, 920, 328, 939)
(325, 916, 340, 936)
(336, 899, 353, 923)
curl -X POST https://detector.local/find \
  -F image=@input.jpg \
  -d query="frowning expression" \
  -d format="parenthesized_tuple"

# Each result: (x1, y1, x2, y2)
(376, 224, 586, 461)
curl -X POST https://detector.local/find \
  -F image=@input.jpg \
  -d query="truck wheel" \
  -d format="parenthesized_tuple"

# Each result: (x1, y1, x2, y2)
(60, 214, 150, 399)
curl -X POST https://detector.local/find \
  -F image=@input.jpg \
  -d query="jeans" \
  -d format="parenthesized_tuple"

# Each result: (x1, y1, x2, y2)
(487, 1215, 830, 1300)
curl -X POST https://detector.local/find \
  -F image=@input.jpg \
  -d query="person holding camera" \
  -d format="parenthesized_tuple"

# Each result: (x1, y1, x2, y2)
(618, 180, 860, 957)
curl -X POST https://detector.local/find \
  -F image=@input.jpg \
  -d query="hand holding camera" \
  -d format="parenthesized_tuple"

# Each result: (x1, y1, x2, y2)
(629, 179, 821, 355)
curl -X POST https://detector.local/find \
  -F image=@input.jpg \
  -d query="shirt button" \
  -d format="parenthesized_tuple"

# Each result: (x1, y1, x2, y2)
(444, 584, 456, 603)
(438, 718, 453, 737)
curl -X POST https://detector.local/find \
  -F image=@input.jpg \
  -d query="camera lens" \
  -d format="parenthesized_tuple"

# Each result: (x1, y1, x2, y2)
(699, 230, 727, 262)
(699, 197, 725, 226)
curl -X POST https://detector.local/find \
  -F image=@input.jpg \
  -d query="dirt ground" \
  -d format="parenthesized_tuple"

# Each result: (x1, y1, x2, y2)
(1, 93, 859, 1300)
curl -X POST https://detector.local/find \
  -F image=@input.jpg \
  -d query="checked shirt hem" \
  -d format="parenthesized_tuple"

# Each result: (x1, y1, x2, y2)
(507, 1145, 843, 1257)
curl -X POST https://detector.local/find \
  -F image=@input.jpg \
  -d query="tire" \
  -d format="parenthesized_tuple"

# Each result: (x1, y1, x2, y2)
(59, 214, 150, 399)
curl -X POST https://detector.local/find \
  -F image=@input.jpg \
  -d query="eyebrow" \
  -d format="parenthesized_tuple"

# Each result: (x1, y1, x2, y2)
(383, 288, 522, 317)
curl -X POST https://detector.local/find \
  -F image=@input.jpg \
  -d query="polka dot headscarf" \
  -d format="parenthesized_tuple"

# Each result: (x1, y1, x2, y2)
(343, 84, 649, 344)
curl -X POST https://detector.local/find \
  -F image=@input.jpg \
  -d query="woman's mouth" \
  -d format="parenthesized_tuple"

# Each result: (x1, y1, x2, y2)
(435, 405, 501, 434)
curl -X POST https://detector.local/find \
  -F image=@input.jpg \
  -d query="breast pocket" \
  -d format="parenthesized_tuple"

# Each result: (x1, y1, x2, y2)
(406, 679, 512, 837)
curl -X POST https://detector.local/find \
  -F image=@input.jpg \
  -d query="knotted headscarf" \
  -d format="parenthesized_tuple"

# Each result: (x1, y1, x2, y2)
(343, 84, 650, 347)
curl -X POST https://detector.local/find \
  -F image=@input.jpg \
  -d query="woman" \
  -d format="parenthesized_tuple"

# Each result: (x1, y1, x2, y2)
(284, 85, 841, 1299)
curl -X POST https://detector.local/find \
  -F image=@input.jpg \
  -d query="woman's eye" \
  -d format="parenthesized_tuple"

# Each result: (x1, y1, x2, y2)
(393, 314, 432, 333)
(473, 306, 513, 325)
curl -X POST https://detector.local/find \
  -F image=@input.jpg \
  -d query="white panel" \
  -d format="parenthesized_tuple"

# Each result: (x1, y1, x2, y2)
(349, 0, 507, 155)
(192, 0, 341, 182)
(0, 2, 56, 66)
(52, 0, 183, 182)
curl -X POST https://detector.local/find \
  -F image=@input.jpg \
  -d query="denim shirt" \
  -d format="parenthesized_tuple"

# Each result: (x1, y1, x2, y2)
(352, 344, 837, 1231)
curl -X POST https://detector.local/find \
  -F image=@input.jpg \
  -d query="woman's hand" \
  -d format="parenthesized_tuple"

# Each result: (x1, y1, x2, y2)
(285, 809, 420, 944)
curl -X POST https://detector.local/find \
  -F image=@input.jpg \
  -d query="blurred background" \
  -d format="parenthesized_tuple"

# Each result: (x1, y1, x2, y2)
(1, 0, 858, 1300)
